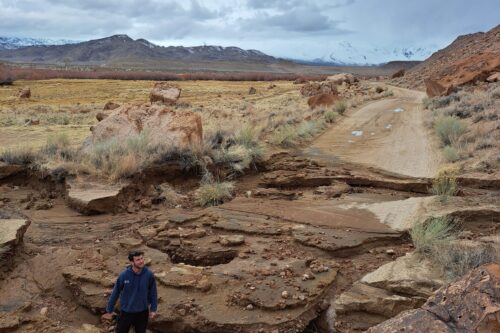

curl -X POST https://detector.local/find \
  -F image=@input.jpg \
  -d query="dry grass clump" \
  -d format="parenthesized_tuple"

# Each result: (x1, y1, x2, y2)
(334, 101, 347, 115)
(442, 145, 459, 162)
(196, 180, 234, 207)
(431, 168, 458, 203)
(410, 216, 458, 256)
(0, 147, 38, 166)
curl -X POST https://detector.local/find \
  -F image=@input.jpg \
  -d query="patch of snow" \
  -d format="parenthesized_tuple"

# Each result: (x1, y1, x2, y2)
(393, 108, 404, 113)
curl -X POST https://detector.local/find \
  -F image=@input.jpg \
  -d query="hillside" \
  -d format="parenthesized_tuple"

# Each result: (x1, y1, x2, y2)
(395, 24, 500, 89)
(0, 34, 279, 67)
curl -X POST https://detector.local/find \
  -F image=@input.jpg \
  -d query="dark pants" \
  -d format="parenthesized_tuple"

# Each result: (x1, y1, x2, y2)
(117, 310, 148, 333)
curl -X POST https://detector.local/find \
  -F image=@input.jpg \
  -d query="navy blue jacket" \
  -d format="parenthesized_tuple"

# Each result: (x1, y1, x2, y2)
(106, 266, 158, 313)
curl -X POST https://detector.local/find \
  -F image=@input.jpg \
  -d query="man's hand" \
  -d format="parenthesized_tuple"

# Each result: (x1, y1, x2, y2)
(101, 312, 115, 321)
(149, 311, 157, 320)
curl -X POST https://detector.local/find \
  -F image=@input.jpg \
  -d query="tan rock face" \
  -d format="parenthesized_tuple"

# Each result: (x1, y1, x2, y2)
(367, 263, 500, 333)
(149, 82, 181, 105)
(84, 102, 203, 149)
(0, 219, 31, 270)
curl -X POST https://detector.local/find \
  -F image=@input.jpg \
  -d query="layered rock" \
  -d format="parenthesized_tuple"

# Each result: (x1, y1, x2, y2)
(0, 218, 31, 270)
(367, 263, 500, 332)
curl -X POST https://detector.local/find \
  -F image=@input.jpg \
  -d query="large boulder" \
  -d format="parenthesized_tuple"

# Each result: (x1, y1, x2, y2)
(300, 81, 338, 97)
(84, 102, 203, 150)
(367, 263, 500, 333)
(325, 73, 356, 85)
(149, 82, 181, 105)
(307, 93, 342, 109)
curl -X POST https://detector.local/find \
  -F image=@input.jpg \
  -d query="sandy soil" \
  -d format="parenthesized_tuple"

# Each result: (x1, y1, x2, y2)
(305, 85, 442, 178)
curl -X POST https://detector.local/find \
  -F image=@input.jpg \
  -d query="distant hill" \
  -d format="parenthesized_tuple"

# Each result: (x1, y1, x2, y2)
(398, 24, 500, 88)
(0, 35, 279, 68)
(0, 36, 77, 50)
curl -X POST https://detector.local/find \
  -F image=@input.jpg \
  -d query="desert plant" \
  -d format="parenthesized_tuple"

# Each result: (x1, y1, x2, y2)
(443, 145, 459, 162)
(431, 168, 458, 202)
(410, 216, 458, 256)
(375, 86, 384, 93)
(272, 125, 299, 147)
(334, 101, 347, 115)
(434, 241, 500, 279)
(0, 147, 38, 166)
(324, 111, 338, 123)
(196, 180, 234, 206)
(434, 116, 467, 145)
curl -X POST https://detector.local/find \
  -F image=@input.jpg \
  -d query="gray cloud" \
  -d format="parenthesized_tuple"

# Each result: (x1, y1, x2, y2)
(0, 0, 498, 62)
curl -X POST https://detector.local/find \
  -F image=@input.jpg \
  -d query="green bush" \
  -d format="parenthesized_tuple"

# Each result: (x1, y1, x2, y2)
(335, 101, 347, 115)
(443, 145, 459, 162)
(410, 216, 457, 255)
(324, 111, 338, 123)
(434, 116, 467, 145)
(431, 169, 458, 202)
(272, 125, 299, 147)
(196, 181, 234, 206)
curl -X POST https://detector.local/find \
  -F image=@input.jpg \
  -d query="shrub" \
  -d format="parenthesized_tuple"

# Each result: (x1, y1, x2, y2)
(434, 241, 500, 279)
(324, 111, 338, 123)
(434, 116, 467, 145)
(335, 101, 347, 115)
(196, 181, 234, 206)
(272, 125, 299, 147)
(422, 97, 431, 109)
(0, 147, 38, 165)
(443, 145, 459, 162)
(297, 121, 319, 139)
(410, 216, 458, 255)
(431, 168, 458, 202)
(375, 86, 384, 93)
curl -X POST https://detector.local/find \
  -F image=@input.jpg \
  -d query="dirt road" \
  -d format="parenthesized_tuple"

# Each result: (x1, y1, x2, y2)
(305, 86, 442, 178)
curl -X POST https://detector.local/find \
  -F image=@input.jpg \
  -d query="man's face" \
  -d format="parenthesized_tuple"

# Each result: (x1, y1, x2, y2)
(131, 255, 145, 269)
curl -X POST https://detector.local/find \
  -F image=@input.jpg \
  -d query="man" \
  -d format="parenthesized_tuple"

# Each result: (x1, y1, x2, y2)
(102, 251, 158, 333)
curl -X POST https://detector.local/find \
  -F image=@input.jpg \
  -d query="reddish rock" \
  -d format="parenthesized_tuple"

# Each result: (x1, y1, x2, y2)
(367, 263, 500, 333)
(84, 102, 202, 150)
(424, 79, 451, 97)
(149, 82, 181, 105)
(326, 73, 356, 85)
(103, 101, 120, 110)
(18, 87, 30, 99)
(391, 69, 405, 78)
(300, 81, 338, 97)
(486, 72, 500, 82)
(307, 93, 342, 109)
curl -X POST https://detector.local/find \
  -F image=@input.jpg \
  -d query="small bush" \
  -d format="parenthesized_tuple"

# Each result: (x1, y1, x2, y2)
(431, 169, 458, 202)
(422, 97, 431, 109)
(324, 111, 338, 123)
(196, 181, 234, 206)
(410, 216, 458, 255)
(375, 86, 384, 93)
(0, 147, 38, 165)
(272, 125, 299, 147)
(443, 145, 459, 162)
(335, 101, 347, 115)
(434, 116, 467, 145)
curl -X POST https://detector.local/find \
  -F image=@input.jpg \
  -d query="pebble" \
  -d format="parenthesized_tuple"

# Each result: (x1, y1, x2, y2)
(246, 304, 254, 310)
(281, 290, 289, 299)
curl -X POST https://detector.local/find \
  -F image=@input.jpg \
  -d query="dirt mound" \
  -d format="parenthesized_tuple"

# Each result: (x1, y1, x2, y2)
(84, 102, 203, 149)
(149, 82, 181, 105)
(367, 263, 500, 332)
(300, 81, 338, 97)
(398, 24, 500, 89)
(307, 93, 342, 109)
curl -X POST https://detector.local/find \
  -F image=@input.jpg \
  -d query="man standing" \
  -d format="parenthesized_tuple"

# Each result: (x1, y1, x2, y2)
(102, 251, 158, 333)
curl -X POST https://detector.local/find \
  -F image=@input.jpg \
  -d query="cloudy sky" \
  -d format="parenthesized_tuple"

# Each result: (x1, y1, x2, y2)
(0, 0, 498, 63)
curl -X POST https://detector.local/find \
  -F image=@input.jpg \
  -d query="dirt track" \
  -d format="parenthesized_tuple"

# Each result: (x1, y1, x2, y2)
(305, 86, 442, 178)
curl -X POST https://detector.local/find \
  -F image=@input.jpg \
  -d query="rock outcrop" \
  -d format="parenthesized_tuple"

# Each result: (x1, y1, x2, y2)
(367, 263, 500, 332)
(391, 69, 405, 78)
(84, 102, 203, 149)
(149, 82, 181, 105)
(326, 73, 356, 85)
(0, 218, 30, 270)
(300, 81, 338, 97)
(307, 93, 342, 109)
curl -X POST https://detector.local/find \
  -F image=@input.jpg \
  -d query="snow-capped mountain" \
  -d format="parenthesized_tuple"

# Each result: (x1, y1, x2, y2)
(306, 41, 435, 65)
(0, 36, 78, 50)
